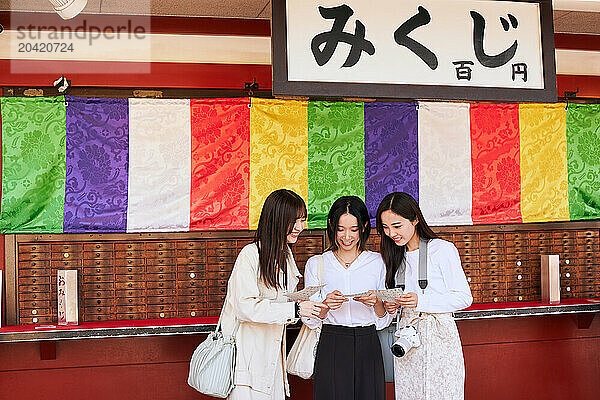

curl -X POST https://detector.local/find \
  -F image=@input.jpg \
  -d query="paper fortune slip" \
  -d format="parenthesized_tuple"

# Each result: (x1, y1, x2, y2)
(57, 270, 79, 326)
(374, 288, 405, 303)
(284, 285, 326, 301)
(342, 291, 369, 298)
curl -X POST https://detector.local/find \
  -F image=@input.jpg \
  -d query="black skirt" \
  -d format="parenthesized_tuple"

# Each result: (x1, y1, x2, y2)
(313, 324, 385, 400)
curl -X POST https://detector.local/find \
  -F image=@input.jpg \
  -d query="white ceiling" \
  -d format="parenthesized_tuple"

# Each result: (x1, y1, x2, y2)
(0, 1, 599, 34)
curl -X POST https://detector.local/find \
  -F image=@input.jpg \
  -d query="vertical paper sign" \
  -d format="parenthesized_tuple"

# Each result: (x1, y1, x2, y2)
(58, 270, 79, 325)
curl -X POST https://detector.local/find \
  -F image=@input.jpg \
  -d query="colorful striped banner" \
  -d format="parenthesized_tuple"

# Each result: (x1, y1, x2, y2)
(2, 97, 600, 233)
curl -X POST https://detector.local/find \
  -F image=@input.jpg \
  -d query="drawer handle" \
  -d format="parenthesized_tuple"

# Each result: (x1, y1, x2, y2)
(566, 287, 571, 292)
(128, 245, 132, 249)
(516, 261, 522, 266)
(191, 311, 196, 317)
(64, 253, 70, 258)
(467, 277, 472, 282)
(190, 273, 196, 279)
(565, 259, 570, 265)
(517, 275, 522, 280)
(32, 317, 38, 323)
(31, 310, 37, 315)
(565, 273, 571, 278)
(96, 245, 100, 249)
(96, 269, 101, 273)
(97, 300, 101, 304)
(160, 312, 165, 318)
(128, 268, 132, 272)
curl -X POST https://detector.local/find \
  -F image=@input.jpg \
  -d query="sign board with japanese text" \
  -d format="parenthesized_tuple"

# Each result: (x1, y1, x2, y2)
(272, 0, 557, 102)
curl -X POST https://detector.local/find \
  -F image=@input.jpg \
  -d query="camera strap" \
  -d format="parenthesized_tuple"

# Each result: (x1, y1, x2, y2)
(396, 237, 429, 291)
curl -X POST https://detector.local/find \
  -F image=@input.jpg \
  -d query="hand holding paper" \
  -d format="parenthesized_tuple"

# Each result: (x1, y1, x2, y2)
(284, 284, 326, 301)
(374, 288, 405, 303)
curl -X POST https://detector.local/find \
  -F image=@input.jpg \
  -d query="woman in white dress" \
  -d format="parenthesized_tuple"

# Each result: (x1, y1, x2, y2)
(302, 196, 392, 400)
(220, 189, 327, 400)
(376, 192, 473, 400)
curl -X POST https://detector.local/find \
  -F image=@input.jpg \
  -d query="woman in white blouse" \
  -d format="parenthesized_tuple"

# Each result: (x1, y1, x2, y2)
(220, 189, 327, 400)
(376, 192, 473, 400)
(302, 196, 392, 400)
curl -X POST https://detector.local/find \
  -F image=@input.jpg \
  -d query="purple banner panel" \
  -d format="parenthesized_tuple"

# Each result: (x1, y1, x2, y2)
(365, 102, 419, 221)
(64, 97, 129, 232)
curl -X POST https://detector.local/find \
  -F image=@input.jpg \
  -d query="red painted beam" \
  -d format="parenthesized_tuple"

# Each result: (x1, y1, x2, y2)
(557, 74, 600, 98)
(0, 11, 271, 36)
(555, 33, 600, 51)
(0, 60, 273, 89)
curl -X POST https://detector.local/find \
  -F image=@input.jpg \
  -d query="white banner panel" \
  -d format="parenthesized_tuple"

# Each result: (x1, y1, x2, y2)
(286, 0, 543, 88)
(127, 99, 192, 232)
(418, 102, 473, 226)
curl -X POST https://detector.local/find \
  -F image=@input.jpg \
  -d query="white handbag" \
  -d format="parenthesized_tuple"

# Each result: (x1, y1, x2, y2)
(187, 305, 240, 398)
(286, 255, 324, 379)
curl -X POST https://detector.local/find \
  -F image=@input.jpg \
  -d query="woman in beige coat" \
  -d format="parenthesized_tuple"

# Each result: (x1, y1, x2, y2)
(220, 189, 327, 400)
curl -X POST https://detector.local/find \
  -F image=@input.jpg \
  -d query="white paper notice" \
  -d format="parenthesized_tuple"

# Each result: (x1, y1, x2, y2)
(284, 285, 326, 301)
(374, 288, 405, 303)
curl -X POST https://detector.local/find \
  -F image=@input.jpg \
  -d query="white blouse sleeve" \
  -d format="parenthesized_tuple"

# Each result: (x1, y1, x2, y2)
(416, 242, 473, 313)
(300, 255, 325, 330)
(227, 246, 295, 324)
(373, 257, 394, 330)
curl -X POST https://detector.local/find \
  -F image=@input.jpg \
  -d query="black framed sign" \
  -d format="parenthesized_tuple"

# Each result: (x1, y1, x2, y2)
(272, 0, 557, 102)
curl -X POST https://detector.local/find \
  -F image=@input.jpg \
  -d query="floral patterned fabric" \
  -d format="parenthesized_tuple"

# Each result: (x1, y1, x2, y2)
(418, 102, 472, 225)
(394, 309, 465, 400)
(63, 97, 129, 232)
(0, 97, 66, 232)
(519, 103, 569, 223)
(190, 98, 250, 230)
(470, 103, 522, 224)
(249, 98, 308, 229)
(365, 102, 418, 222)
(567, 104, 600, 220)
(308, 101, 365, 229)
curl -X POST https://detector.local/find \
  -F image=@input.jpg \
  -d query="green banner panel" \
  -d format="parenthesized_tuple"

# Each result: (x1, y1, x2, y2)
(307, 101, 365, 229)
(1, 97, 67, 232)
(567, 103, 600, 220)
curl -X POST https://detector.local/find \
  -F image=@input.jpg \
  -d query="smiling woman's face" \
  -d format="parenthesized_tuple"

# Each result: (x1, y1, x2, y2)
(380, 210, 418, 247)
(335, 213, 361, 251)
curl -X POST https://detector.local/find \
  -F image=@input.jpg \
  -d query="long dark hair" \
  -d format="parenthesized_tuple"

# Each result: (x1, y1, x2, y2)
(375, 192, 438, 288)
(326, 196, 371, 252)
(255, 189, 307, 289)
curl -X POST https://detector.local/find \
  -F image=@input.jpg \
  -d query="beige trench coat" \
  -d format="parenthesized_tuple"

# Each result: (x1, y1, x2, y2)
(220, 243, 300, 397)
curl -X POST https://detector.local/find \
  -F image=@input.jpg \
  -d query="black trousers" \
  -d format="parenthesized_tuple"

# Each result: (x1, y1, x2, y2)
(313, 324, 385, 400)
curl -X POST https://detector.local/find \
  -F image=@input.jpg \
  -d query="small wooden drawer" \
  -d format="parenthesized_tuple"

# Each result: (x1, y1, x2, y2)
(19, 252, 49, 261)
(176, 256, 205, 265)
(19, 276, 50, 285)
(178, 303, 202, 311)
(145, 249, 175, 259)
(479, 254, 501, 262)
(207, 247, 238, 257)
(114, 258, 144, 267)
(50, 259, 81, 268)
(19, 268, 50, 277)
(147, 265, 175, 274)
(19, 260, 50, 269)
(482, 281, 505, 290)
(177, 310, 205, 318)
(84, 282, 114, 290)
(147, 288, 176, 297)
(465, 275, 481, 284)
(84, 314, 114, 322)
(114, 289, 145, 298)
(149, 311, 178, 319)
(178, 287, 202, 296)
(20, 316, 54, 324)
(576, 230, 599, 238)
(204, 271, 230, 280)
(19, 300, 52, 309)
(147, 296, 175, 305)
(115, 281, 145, 290)
(146, 273, 176, 281)
(115, 242, 144, 251)
(148, 304, 176, 312)
(175, 249, 206, 257)
(295, 237, 323, 247)
(116, 297, 146, 306)
(51, 243, 83, 252)
(145, 258, 175, 266)
(84, 290, 115, 299)
(177, 271, 205, 281)
(176, 280, 202, 289)
(84, 266, 114, 275)
(117, 313, 147, 320)
(145, 242, 174, 251)
(115, 250, 144, 259)
(84, 274, 114, 283)
(146, 281, 175, 289)
(177, 241, 205, 250)
(292, 245, 325, 255)
(19, 244, 51, 253)
(83, 251, 113, 260)
(116, 305, 146, 313)
(177, 295, 207, 303)
(206, 240, 236, 250)
(115, 266, 145, 274)
(82, 259, 113, 267)
(19, 292, 51, 301)
(84, 298, 115, 307)
(84, 243, 113, 251)
(207, 286, 227, 296)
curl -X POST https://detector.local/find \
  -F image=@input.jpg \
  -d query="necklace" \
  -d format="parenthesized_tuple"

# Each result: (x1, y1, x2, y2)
(333, 250, 362, 268)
